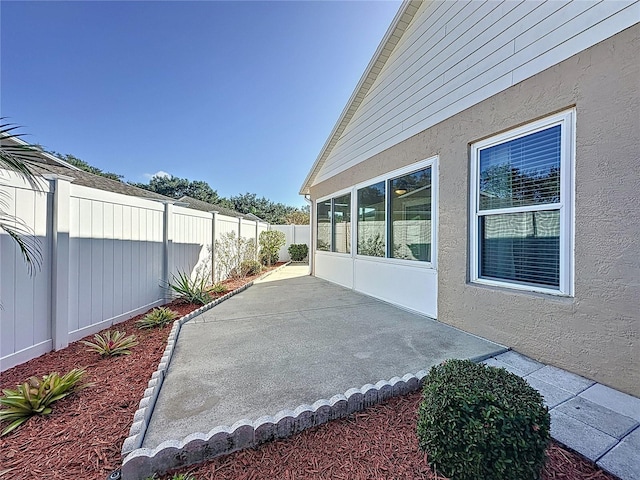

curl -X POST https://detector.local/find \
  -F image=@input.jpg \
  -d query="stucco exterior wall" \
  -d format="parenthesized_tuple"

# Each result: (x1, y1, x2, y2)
(309, 25, 639, 396)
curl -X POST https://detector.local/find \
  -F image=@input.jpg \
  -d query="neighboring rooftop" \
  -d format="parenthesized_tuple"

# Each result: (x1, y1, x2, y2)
(27, 161, 174, 202)
(179, 195, 265, 222)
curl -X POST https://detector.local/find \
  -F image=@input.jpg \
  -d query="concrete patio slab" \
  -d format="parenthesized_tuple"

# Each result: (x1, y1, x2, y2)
(141, 272, 506, 450)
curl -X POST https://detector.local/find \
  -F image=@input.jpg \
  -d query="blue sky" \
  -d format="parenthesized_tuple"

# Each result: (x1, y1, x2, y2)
(1, 0, 401, 207)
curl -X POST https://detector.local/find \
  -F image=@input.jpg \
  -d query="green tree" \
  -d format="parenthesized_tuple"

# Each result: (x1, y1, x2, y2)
(130, 175, 221, 204)
(228, 192, 300, 224)
(0, 121, 43, 273)
(258, 230, 286, 267)
(283, 208, 310, 225)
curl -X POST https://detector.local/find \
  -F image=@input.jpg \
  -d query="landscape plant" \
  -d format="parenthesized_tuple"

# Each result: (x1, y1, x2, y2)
(81, 330, 139, 357)
(417, 359, 550, 480)
(259, 230, 285, 266)
(208, 282, 229, 295)
(288, 243, 308, 262)
(0, 121, 44, 274)
(169, 270, 212, 305)
(214, 231, 256, 279)
(0, 368, 88, 435)
(136, 307, 179, 329)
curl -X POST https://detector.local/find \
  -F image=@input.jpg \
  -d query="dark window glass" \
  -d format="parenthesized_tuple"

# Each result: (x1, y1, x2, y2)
(316, 200, 331, 251)
(479, 125, 561, 211)
(479, 210, 560, 287)
(332, 193, 351, 254)
(389, 167, 431, 262)
(357, 182, 385, 257)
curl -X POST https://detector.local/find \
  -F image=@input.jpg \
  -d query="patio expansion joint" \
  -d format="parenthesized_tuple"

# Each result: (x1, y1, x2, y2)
(120, 370, 432, 480)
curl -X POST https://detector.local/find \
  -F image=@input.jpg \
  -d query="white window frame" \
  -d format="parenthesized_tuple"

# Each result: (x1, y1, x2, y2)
(354, 156, 438, 269)
(469, 109, 575, 296)
(315, 186, 353, 256)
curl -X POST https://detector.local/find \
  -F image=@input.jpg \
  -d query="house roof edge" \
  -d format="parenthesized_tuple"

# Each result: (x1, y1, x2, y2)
(299, 0, 422, 196)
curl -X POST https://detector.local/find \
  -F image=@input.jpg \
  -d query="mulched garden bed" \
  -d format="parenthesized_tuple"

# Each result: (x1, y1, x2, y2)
(0, 263, 618, 480)
(163, 392, 617, 480)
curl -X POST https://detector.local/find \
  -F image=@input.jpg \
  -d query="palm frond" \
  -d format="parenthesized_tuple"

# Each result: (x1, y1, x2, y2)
(0, 213, 43, 274)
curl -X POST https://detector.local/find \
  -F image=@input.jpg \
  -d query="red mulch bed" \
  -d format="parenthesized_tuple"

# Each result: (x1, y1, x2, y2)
(165, 391, 617, 480)
(0, 264, 617, 480)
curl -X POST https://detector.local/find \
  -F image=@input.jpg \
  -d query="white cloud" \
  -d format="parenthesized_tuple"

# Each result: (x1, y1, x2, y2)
(143, 170, 172, 180)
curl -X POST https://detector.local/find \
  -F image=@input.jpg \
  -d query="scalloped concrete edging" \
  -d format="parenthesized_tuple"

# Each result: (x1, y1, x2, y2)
(121, 262, 292, 458)
(120, 371, 430, 480)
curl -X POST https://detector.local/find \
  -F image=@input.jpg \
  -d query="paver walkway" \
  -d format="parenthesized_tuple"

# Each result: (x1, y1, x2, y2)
(484, 351, 640, 480)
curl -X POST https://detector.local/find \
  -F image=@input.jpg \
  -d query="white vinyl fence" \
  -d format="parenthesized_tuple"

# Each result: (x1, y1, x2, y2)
(271, 224, 311, 262)
(0, 172, 276, 371)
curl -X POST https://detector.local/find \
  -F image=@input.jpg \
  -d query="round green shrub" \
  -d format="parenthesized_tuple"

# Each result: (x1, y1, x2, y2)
(417, 359, 550, 480)
(241, 259, 263, 276)
(287, 243, 309, 262)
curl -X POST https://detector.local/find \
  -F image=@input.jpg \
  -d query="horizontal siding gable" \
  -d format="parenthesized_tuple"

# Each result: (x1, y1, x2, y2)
(314, 0, 639, 186)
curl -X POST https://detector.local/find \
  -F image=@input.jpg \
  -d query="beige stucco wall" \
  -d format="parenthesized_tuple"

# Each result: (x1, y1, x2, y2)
(309, 25, 639, 396)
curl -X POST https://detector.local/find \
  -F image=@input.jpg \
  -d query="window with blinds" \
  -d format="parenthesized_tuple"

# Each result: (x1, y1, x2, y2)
(471, 111, 574, 295)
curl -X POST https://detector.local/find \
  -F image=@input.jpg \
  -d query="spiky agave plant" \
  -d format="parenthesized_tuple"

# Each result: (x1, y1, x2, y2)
(135, 307, 179, 329)
(81, 330, 139, 357)
(0, 368, 88, 435)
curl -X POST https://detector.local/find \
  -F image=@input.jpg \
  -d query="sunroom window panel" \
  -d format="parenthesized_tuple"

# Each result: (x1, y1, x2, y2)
(332, 193, 351, 254)
(479, 125, 561, 211)
(390, 167, 432, 262)
(479, 211, 560, 287)
(357, 181, 385, 257)
(316, 200, 331, 251)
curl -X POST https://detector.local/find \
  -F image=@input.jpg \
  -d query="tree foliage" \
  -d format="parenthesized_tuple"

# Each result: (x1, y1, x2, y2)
(227, 192, 307, 225)
(130, 175, 222, 204)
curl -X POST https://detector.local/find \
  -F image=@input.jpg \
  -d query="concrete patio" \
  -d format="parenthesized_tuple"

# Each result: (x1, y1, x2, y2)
(122, 265, 640, 480)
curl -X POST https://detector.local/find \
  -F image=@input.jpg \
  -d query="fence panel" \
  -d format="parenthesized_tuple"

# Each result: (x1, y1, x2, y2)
(171, 206, 213, 282)
(1, 178, 277, 370)
(0, 173, 53, 370)
(271, 224, 310, 262)
(67, 185, 165, 341)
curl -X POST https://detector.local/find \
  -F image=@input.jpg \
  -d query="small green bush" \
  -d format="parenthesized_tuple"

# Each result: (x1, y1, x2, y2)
(81, 330, 139, 357)
(417, 359, 550, 480)
(136, 307, 179, 329)
(288, 243, 308, 262)
(208, 282, 228, 295)
(169, 271, 211, 305)
(242, 259, 263, 276)
(0, 368, 88, 435)
(259, 230, 286, 266)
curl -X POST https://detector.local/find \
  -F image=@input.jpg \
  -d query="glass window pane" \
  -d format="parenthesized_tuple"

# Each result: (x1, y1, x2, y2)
(332, 193, 351, 254)
(479, 125, 561, 210)
(357, 181, 385, 257)
(390, 167, 431, 262)
(316, 200, 331, 251)
(479, 210, 560, 287)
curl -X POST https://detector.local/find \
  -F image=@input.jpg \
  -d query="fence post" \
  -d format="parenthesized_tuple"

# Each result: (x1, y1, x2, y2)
(162, 202, 174, 301)
(254, 220, 259, 261)
(44, 174, 73, 351)
(210, 211, 218, 282)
